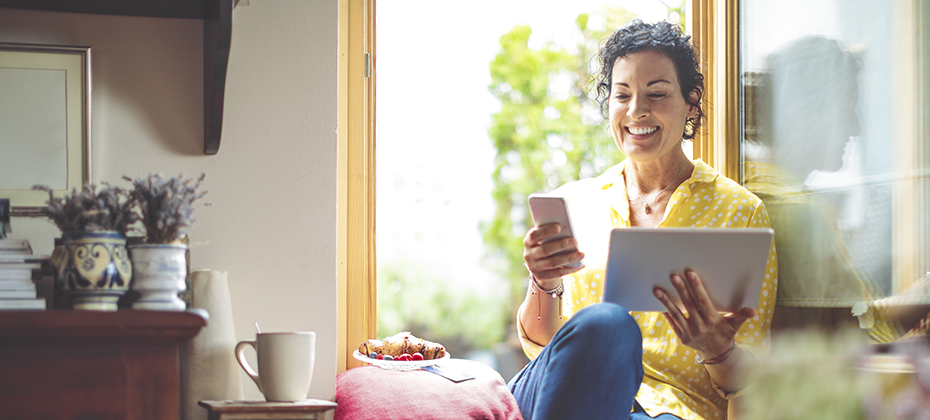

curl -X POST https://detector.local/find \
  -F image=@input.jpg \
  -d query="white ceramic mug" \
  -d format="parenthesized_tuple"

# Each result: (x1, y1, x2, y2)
(235, 331, 316, 402)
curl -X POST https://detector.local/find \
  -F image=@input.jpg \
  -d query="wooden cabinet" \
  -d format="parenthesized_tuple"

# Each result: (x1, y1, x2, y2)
(0, 310, 206, 420)
(0, 0, 234, 155)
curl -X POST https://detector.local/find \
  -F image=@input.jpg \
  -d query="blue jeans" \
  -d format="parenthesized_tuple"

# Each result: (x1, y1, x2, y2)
(509, 303, 678, 420)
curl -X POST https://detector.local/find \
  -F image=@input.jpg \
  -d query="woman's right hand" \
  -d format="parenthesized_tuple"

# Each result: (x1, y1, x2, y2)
(522, 223, 585, 285)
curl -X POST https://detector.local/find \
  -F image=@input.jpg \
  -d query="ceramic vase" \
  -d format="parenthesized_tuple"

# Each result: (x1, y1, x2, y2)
(54, 231, 132, 311)
(128, 244, 188, 311)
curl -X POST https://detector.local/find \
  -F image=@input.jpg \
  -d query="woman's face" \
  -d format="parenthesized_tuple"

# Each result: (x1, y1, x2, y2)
(608, 50, 697, 164)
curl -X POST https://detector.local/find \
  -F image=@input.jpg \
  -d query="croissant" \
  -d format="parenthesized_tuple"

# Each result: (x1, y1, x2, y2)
(358, 331, 446, 360)
(358, 339, 383, 356)
(381, 333, 408, 356)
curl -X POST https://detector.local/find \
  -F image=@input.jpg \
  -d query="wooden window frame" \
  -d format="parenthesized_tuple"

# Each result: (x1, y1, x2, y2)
(691, 0, 740, 181)
(891, 0, 930, 291)
(337, 0, 376, 373)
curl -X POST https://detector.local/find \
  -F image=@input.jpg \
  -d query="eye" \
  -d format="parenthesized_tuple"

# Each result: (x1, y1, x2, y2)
(614, 93, 630, 101)
(648, 92, 667, 99)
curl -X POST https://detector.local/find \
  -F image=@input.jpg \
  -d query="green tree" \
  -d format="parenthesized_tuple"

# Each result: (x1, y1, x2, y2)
(482, 7, 638, 318)
(373, 4, 689, 357)
(377, 259, 508, 355)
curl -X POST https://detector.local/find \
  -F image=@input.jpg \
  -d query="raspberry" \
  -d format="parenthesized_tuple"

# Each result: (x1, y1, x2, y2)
(412, 353, 424, 361)
(376, 354, 384, 360)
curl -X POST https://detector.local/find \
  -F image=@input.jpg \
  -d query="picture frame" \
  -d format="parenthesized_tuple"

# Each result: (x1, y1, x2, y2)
(0, 43, 91, 216)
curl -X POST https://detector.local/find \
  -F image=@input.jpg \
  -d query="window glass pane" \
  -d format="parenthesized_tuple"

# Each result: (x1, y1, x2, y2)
(740, 0, 930, 338)
(376, 0, 684, 379)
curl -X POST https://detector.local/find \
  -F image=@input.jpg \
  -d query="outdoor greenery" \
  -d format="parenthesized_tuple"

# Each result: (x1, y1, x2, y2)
(378, 3, 686, 356)
(739, 329, 875, 419)
(481, 6, 640, 318)
(377, 259, 509, 356)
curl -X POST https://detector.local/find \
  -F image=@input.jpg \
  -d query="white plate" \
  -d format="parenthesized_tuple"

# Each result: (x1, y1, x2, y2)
(352, 350, 450, 371)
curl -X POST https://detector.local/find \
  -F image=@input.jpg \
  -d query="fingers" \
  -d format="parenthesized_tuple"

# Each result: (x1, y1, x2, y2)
(661, 312, 685, 341)
(657, 269, 761, 358)
(653, 287, 691, 342)
(657, 271, 745, 351)
(523, 224, 584, 280)
(523, 223, 561, 247)
(668, 272, 695, 313)
(724, 307, 757, 330)
(681, 269, 718, 322)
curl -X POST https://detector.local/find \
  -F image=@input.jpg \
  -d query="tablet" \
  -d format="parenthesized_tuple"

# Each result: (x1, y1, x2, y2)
(602, 228, 774, 313)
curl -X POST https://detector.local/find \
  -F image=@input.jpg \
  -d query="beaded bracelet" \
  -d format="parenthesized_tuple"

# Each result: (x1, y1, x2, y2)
(695, 341, 737, 365)
(529, 274, 563, 320)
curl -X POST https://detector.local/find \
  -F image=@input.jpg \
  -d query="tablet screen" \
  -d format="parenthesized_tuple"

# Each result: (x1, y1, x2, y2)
(602, 228, 774, 313)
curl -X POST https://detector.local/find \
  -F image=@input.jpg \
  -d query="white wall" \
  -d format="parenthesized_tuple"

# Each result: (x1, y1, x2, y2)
(0, 0, 339, 404)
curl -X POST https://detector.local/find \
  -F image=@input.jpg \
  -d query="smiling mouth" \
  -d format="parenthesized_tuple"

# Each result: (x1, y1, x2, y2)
(628, 126, 658, 135)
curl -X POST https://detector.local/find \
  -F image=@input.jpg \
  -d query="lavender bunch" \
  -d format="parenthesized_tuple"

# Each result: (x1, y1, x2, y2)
(33, 183, 139, 235)
(123, 173, 209, 244)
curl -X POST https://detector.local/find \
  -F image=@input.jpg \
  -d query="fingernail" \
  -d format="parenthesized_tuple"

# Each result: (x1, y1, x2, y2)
(654, 289, 662, 298)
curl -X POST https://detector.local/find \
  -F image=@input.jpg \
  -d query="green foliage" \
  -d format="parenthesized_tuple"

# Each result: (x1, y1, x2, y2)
(375, 4, 689, 355)
(739, 329, 873, 419)
(482, 6, 637, 315)
(378, 260, 508, 354)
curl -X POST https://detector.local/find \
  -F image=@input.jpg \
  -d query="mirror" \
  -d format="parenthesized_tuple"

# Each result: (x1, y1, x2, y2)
(0, 43, 91, 216)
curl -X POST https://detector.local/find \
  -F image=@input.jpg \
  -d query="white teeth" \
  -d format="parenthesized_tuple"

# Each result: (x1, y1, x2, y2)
(629, 126, 658, 135)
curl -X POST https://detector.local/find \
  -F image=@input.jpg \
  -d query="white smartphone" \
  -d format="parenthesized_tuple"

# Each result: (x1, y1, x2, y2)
(527, 194, 582, 268)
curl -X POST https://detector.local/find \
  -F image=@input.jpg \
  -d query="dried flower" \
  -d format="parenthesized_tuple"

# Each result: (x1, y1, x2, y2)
(123, 173, 209, 244)
(33, 183, 139, 235)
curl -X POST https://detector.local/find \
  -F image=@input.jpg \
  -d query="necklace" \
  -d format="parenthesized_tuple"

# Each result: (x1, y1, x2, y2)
(635, 161, 688, 214)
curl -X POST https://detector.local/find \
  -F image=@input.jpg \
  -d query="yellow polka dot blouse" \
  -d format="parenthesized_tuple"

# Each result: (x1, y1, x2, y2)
(517, 159, 778, 420)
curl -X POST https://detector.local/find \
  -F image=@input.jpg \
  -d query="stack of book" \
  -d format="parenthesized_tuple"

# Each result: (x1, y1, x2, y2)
(0, 239, 47, 310)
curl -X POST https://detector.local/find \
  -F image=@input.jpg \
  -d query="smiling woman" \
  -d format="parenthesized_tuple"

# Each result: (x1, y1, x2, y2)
(607, 49, 697, 223)
(510, 19, 777, 420)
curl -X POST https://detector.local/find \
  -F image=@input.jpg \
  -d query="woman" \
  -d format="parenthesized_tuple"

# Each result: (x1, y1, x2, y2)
(508, 20, 778, 420)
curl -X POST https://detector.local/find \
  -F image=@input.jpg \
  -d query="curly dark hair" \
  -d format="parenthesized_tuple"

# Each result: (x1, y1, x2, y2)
(594, 19, 705, 140)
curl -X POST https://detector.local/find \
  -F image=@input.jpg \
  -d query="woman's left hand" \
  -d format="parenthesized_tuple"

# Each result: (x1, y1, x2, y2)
(653, 269, 756, 361)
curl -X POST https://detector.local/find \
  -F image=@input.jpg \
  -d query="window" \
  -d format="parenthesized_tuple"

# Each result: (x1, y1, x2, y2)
(338, 1, 691, 372)
(374, 1, 684, 379)
(340, 0, 930, 372)
(738, 0, 930, 335)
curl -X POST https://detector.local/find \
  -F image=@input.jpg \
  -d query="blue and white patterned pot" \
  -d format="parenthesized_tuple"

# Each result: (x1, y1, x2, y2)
(55, 231, 132, 310)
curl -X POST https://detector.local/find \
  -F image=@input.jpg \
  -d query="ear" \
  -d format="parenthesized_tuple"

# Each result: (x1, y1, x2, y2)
(687, 90, 701, 118)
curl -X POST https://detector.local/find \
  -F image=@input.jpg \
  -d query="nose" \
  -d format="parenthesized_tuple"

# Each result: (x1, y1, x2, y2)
(628, 94, 649, 119)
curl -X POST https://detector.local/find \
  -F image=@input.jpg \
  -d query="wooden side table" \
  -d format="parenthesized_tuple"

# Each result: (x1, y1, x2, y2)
(199, 400, 338, 420)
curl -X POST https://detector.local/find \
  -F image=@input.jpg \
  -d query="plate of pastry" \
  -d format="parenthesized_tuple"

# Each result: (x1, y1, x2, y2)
(354, 331, 450, 371)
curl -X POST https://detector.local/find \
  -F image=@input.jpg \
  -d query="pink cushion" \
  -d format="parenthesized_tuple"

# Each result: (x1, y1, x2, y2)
(335, 359, 524, 420)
